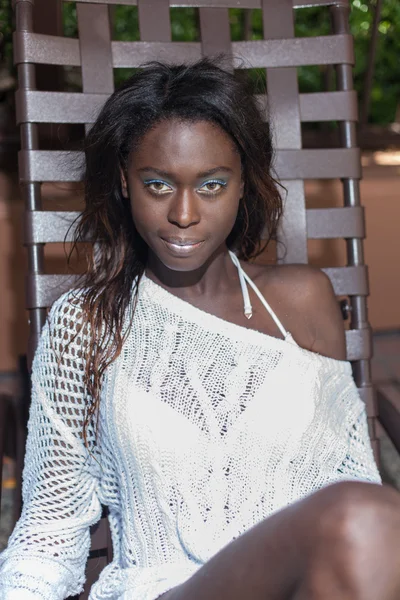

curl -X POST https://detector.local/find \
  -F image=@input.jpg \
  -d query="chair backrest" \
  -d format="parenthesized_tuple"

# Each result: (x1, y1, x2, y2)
(13, 0, 377, 596)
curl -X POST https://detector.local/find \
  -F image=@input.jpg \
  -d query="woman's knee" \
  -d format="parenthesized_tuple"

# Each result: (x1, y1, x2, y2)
(316, 481, 400, 546)
(301, 481, 400, 599)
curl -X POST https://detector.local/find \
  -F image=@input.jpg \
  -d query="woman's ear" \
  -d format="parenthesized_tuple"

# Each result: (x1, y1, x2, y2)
(120, 169, 129, 198)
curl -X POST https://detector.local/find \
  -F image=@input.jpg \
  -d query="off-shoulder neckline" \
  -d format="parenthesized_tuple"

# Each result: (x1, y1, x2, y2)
(139, 273, 351, 373)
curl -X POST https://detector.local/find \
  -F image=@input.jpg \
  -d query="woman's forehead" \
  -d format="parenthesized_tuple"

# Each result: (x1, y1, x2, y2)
(129, 118, 240, 174)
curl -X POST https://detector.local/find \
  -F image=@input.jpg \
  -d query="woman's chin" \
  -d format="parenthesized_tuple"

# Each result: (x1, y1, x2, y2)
(156, 255, 208, 273)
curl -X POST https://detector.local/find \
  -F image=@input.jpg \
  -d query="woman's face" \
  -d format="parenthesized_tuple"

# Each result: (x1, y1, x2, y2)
(123, 118, 244, 272)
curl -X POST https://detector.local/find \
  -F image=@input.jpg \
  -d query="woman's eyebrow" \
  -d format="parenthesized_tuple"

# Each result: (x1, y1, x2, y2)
(197, 167, 233, 177)
(137, 166, 233, 178)
(138, 167, 172, 178)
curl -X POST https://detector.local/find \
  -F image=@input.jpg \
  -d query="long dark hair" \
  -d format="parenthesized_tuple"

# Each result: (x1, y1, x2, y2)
(71, 58, 283, 445)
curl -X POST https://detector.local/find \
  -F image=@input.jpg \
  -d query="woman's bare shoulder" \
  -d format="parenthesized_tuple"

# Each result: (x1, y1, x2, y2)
(250, 262, 347, 360)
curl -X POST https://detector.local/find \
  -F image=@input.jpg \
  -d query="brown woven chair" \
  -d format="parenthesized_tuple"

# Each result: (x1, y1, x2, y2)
(12, 1, 400, 597)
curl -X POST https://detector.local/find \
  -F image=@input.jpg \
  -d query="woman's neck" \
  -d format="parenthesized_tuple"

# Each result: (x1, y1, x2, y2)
(145, 245, 238, 301)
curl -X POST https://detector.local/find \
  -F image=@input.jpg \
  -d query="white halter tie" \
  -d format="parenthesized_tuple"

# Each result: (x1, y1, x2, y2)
(228, 250, 295, 343)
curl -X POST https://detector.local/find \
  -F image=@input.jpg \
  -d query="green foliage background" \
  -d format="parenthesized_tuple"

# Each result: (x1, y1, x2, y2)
(2, 1, 400, 125)
(0, 0, 12, 63)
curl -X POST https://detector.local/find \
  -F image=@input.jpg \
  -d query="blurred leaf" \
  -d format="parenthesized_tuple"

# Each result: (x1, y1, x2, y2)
(62, 1, 78, 38)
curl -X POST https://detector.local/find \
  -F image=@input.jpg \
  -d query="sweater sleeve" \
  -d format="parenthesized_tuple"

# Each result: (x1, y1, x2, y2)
(327, 366, 381, 485)
(337, 389, 382, 484)
(0, 293, 103, 600)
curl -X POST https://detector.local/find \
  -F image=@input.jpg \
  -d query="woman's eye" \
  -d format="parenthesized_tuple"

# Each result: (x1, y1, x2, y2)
(144, 181, 172, 194)
(200, 181, 227, 194)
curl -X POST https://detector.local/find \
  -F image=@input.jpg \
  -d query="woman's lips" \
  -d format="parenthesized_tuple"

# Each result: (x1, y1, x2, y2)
(160, 238, 205, 256)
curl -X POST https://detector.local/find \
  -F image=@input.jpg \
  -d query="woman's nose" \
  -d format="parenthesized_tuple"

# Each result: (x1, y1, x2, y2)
(167, 190, 200, 228)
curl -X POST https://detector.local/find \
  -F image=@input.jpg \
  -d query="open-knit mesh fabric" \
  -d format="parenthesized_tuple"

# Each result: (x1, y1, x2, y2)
(0, 277, 381, 600)
(0, 293, 103, 599)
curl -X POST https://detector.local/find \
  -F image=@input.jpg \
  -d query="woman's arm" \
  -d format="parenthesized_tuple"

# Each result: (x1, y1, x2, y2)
(0, 293, 102, 600)
(306, 268, 347, 361)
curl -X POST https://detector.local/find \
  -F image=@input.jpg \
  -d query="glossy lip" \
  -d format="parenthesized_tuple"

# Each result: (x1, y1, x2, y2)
(161, 236, 204, 246)
(160, 237, 205, 256)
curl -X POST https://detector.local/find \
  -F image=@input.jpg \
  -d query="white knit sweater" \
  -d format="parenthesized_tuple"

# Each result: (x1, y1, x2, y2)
(0, 273, 381, 600)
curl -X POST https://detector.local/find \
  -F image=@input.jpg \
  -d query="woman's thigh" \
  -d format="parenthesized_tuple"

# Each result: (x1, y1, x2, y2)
(161, 481, 400, 600)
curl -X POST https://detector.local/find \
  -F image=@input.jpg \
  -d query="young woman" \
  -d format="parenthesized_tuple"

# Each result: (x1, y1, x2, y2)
(1, 59, 400, 600)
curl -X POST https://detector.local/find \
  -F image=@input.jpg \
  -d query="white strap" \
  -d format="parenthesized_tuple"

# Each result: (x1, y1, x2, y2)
(229, 251, 294, 342)
(230, 252, 253, 319)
